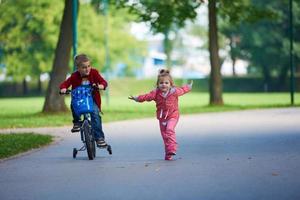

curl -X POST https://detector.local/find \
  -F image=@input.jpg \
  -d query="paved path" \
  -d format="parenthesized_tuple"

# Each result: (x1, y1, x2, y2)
(1, 108, 300, 200)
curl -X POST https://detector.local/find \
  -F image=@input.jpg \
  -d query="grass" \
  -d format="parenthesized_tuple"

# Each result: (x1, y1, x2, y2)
(0, 92, 299, 159)
(0, 92, 299, 129)
(0, 133, 53, 159)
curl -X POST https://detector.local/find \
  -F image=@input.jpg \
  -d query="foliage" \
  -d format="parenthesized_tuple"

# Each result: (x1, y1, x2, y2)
(76, 3, 146, 75)
(0, 0, 146, 79)
(219, 0, 275, 25)
(116, 0, 201, 34)
(0, 0, 64, 80)
(114, 0, 202, 69)
(219, 0, 300, 85)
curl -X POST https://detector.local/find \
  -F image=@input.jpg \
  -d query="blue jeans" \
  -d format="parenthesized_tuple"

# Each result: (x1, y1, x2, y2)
(71, 103, 105, 140)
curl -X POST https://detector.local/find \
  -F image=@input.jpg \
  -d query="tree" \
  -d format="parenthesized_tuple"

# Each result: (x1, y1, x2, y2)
(0, 0, 63, 93)
(220, 0, 300, 91)
(208, 0, 223, 105)
(77, 3, 146, 74)
(116, 0, 201, 69)
(43, 0, 146, 112)
(208, 0, 272, 103)
(116, 0, 224, 104)
(43, 0, 74, 112)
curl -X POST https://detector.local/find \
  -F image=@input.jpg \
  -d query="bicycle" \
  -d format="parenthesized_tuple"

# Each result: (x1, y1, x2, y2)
(60, 85, 112, 160)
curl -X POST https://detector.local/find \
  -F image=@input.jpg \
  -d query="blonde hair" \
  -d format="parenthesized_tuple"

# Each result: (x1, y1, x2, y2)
(156, 69, 174, 87)
(74, 54, 90, 67)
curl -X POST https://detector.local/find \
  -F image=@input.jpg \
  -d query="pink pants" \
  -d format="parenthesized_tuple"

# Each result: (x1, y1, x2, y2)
(159, 118, 179, 155)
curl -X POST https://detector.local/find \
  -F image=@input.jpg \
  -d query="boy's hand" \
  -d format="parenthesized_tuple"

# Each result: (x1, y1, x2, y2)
(97, 84, 105, 90)
(60, 88, 67, 93)
(92, 83, 105, 90)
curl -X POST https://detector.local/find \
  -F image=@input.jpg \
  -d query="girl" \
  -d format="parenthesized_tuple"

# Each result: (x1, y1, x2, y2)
(129, 69, 192, 160)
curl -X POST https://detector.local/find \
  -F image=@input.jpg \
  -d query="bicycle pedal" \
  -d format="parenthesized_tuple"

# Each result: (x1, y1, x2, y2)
(97, 144, 108, 148)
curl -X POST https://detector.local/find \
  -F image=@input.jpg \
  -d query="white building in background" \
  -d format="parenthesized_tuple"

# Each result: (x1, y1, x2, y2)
(221, 58, 248, 75)
(131, 22, 209, 79)
(130, 5, 248, 79)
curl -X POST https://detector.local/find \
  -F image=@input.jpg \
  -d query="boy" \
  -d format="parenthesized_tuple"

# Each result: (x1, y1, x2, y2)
(60, 54, 108, 147)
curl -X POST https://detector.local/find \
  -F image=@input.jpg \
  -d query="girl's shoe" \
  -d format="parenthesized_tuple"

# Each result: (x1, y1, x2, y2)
(165, 154, 173, 161)
(165, 152, 176, 160)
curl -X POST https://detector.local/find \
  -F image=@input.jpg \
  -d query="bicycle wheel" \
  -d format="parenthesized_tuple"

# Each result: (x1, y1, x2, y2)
(82, 120, 96, 160)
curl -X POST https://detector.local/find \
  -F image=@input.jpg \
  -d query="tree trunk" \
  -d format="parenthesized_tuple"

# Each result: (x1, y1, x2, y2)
(208, 0, 223, 105)
(296, 60, 300, 92)
(163, 29, 172, 69)
(277, 64, 288, 91)
(232, 59, 236, 76)
(42, 0, 74, 112)
(37, 74, 42, 94)
(229, 37, 236, 76)
(13, 82, 17, 95)
(22, 77, 28, 96)
(262, 64, 271, 92)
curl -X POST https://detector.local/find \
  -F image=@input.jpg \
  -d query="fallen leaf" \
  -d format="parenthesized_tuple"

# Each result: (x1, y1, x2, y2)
(272, 172, 279, 176)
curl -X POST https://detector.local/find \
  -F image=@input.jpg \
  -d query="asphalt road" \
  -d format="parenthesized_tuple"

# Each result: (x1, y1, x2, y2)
(1, 108, 300, 200)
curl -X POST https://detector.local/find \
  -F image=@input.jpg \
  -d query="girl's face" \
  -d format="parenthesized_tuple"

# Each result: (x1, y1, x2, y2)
(158, 77, 171, 92)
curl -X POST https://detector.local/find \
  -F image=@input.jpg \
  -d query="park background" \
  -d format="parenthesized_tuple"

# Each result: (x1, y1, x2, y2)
(0, 0, 299, 131)
(1, 2, 300, 200)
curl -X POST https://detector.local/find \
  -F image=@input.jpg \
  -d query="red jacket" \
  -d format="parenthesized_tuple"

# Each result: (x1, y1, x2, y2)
(136, 85, 191, 120)
(60, 68, 107, 111)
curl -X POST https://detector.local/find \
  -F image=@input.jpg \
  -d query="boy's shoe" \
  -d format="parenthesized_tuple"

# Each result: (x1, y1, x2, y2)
(96, 138, 107, 147)
(71, 123, 81, 132)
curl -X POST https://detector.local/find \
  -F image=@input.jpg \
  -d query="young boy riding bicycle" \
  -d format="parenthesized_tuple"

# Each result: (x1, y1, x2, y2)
(60, 54, 108, 147)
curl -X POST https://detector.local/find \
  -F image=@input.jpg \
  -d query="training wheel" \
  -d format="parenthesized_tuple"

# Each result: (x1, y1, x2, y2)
(73, 148, 78, 158)
(107, 145, 112, 155)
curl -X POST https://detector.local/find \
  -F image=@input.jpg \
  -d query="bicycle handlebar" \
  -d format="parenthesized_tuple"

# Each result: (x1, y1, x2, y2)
(59, 89, 71, 95)
(91, 84, 105, 91)
(59, 84, 104, 95)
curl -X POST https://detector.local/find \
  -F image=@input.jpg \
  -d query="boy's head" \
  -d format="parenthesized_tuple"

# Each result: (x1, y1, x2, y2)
(74, 54, 91, 77)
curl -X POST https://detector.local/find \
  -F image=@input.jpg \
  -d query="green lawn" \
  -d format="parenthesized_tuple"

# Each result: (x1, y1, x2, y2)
(0, 133, 53, 159)
(0, 92, 299, 129)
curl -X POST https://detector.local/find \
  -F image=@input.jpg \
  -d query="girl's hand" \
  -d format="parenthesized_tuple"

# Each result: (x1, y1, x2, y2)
(186, 80, 193, 90)
(128, 95, 136, 101)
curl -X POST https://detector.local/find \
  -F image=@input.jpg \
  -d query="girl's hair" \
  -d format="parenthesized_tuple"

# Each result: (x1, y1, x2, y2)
(156, 69, 174, 87)
(74, 54, 90, 67)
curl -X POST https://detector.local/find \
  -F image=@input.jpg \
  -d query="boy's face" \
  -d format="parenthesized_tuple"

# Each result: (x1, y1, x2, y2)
(77, 61, 91, 77)
(158, 77, 171, 92)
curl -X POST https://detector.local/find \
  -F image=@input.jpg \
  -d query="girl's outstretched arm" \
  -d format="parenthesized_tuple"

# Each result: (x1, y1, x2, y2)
(128, 95, 138, 101)
(176, 80, 193, 96)
(129, 89, 157, 102)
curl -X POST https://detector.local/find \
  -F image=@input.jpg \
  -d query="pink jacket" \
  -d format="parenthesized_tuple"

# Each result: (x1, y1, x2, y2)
(136, 85, 192, 120)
